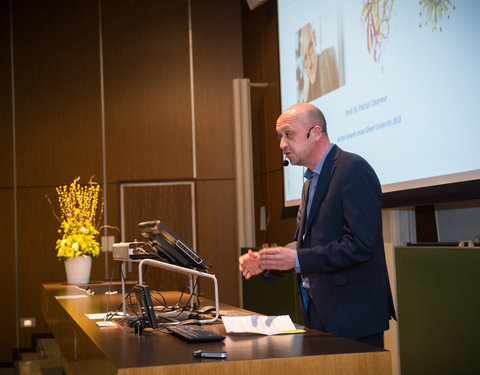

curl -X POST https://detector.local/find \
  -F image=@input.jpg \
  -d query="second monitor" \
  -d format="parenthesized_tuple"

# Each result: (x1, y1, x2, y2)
(139, 220, 212, 271)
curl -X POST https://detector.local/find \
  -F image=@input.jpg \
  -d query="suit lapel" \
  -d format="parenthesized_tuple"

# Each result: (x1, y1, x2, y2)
(303, 145, 339, 235)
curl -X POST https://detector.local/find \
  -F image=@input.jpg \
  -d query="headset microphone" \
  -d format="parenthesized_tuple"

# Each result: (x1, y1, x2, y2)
(282, 159, 289, 167)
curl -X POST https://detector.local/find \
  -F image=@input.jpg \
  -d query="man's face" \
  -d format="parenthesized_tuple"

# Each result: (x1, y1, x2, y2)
(301, 31, 318, 84)
(276, 112, 314, 167)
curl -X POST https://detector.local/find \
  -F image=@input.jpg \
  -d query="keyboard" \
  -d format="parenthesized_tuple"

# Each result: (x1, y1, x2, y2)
(166, 324, 225, 343)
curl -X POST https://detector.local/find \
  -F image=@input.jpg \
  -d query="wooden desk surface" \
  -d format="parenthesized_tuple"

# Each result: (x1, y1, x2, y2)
(42, 282, 391, 375)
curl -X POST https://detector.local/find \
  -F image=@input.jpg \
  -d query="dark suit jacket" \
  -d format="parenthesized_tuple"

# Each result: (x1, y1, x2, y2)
(295, 145, 396, 340)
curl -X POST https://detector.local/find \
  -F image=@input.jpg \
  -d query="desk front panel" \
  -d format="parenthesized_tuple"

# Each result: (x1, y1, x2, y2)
(42, 282, 391, 375)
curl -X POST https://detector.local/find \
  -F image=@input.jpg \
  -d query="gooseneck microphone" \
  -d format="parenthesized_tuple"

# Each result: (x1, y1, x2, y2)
(282, 159, 289, 167)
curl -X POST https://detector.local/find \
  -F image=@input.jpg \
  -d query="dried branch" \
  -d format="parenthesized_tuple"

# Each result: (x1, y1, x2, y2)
(45, 194, 61, 223)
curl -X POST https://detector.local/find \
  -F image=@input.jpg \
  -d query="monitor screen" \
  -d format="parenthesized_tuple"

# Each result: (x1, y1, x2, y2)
(139, 220, 212, 271)
(278, 0, 480, 208)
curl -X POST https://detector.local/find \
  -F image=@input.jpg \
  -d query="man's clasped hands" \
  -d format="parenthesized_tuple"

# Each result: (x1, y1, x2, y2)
(238, 247, 296, 279)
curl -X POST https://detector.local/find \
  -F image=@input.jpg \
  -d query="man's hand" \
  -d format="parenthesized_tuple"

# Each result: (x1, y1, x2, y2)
(239, 249, 264, 280)
(258, 247, 295, 271)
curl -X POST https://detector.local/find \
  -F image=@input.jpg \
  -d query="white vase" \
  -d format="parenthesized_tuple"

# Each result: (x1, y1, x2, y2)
(64, 256, 92, 285)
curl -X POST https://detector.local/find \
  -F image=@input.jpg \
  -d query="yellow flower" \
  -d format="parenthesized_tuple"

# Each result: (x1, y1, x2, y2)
(51, 177, 104, 261)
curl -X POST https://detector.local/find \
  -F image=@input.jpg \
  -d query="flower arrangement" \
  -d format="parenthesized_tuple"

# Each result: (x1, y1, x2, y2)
(47, 177, 103, 261)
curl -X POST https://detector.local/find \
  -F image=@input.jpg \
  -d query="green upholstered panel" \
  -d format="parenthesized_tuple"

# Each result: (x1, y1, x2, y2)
(395, 247, 480, 375)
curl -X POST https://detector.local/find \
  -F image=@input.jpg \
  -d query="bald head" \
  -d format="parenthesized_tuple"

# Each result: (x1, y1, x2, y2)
(280, 103, 327, 135)
(276, 103, 331, 170)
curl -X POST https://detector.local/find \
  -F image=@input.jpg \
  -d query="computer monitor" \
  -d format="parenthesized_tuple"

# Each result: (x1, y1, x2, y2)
(133, 283, 158, 329)
(138, 220, 212, 271)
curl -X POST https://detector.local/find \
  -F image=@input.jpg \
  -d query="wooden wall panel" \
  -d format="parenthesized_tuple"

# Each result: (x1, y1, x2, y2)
(102, 0, 192, 182)
(120, 182, 195, 293)
(266, 171, 297, 245)
(0, 0, 245, 361)
(16, 186, 67, 348)
(192, 0, 243, 180)
(242, 1, 296, 248)
(242, 1, 282, 177)
(0, 0, 13, 189)
(258, 2, 283, 174)
(253, 169, 296, 248)
(13, 0, 103, 187)
(196, 180, 238, 306)
(0, 11, 15, 359)
(0, 190, 15, 362)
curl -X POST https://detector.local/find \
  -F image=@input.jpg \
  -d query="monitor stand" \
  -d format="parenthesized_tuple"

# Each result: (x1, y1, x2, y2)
(119, 259, 220, 324)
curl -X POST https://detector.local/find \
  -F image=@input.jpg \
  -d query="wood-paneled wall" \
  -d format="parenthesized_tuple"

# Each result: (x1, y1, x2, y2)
(102, 0, 192, 181)
(13, 0, 104, 187)
(0, 0, 242, 363)
(241, 1, 297, 247)
(120, 182, 196, 292)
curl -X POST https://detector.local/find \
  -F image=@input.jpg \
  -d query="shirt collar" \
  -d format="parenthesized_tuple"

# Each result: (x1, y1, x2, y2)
(304, 143, 334, 180)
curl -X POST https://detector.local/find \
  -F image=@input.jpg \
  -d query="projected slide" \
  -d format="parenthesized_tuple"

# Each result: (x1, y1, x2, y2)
(278, 0, 480, 207)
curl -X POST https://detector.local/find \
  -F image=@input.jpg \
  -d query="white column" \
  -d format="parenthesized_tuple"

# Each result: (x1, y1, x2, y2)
(233, 79, 256, 250)
(382, 206, 416, 375)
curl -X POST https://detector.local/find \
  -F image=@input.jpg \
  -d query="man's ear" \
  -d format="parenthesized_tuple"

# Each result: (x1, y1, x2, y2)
(312, 126, 323, 140)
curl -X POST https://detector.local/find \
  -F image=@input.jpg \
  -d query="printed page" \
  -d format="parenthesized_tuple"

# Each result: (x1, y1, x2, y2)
(222, 315, 304, 335)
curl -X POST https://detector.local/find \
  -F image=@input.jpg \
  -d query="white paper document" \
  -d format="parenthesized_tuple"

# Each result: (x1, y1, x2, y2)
(222, 315, 304, 335)
(85, 312, 125, 320)
(55, 294, 88, 300)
